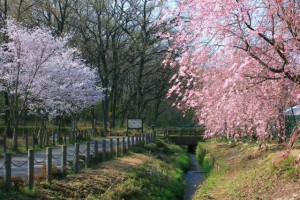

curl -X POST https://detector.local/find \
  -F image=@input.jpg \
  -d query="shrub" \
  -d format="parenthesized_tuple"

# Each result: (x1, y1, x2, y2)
(35, 165, 64, 183)
(11, 176, 25, 190)
(99, 128, 106, 137)
(143, 143, 158, 152)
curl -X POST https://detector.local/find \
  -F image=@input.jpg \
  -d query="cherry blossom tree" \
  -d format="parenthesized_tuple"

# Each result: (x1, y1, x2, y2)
(0, 19, 103, 149)
(161, 0, 300, 141)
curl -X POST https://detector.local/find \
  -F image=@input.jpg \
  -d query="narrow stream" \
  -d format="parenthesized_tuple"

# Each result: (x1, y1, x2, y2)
(184, 153, 205, 200)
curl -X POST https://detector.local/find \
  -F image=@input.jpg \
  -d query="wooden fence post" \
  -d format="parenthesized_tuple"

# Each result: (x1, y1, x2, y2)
(116, 138, 120, 157)
(142, 134, 145, 145)
(132, 136, 135, 147)
(139, 134, 142, 145)
(134, 135, 136, 146)
(135, 135, 139, 146)
(72, 131, 75, 144)
(147, 133, 150, 144)
(62, 145, 67, 177)
(141, 134, 144, 145)
(110, 138, 113, 158)
(69, 131, 72, 144)
(47, 147, 52, 182)
(127, 136, 130, 150)
(122, 137, 126, 154)
(39, 131, 43, 148)
(94, 141, 98, 163)
(86, 141, 90, 168)
(3, 134, 6, 153)
(28, 149, 34, 189)
(102, 140, 106, 161)
(74, 143, 79, 173)
(64, 132, 67, 144)
(4, 153, 11, 190)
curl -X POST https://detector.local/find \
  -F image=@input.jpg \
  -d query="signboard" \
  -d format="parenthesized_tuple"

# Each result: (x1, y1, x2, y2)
(128, 119, 143, 129)
(127, 119, 143, 132)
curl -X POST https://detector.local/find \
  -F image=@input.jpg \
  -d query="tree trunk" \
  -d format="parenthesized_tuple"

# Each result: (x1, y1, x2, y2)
(91, 107, 95, 130)
(12, 120, 19, 150)
(58, 116, 62, 144)
(102, 98, 108, 133)
(4, 92, 12, 137)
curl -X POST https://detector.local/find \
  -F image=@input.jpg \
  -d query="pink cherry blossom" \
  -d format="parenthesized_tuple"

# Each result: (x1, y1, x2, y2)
(161, 1, 300, 139)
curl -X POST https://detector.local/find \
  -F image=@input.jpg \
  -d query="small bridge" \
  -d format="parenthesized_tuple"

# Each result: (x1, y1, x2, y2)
(163, 129, 204, 152)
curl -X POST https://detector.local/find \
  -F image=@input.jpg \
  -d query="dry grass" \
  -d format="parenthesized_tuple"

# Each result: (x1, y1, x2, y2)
(195, 141, 300, 200)
(33, 153, 149, 199)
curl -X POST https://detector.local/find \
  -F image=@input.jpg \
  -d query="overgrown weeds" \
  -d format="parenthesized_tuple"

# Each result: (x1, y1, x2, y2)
(102, 139, 188, 200)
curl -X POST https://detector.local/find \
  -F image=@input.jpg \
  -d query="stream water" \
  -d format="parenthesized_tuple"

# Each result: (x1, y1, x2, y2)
(184, 153, 205, 200)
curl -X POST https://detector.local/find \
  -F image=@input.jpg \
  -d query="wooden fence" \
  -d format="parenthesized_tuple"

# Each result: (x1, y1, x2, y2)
(1, 129, 98, 152)
(0, 132, 157, 190)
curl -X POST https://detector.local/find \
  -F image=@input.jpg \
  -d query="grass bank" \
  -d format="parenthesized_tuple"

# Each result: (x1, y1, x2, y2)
(0, 139, 189, 200)
(194, 140, 300, 199)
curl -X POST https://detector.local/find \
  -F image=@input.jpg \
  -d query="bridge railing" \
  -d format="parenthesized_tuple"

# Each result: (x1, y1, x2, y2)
(163, 129, 204, 137)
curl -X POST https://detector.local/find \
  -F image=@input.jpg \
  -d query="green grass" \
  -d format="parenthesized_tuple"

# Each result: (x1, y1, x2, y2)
(174, 153, 190, 172)
(102, 139, 189, 200)
(102, 159, 185, 200)
(0, 183, 36, 200)
(272, 153, 300, 181)
(193, 140, 300, 199)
